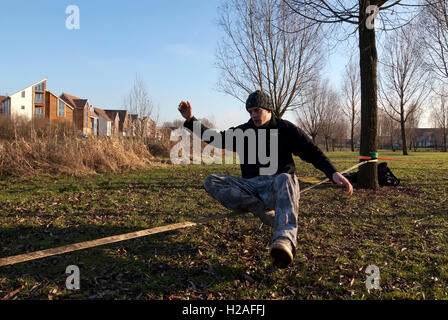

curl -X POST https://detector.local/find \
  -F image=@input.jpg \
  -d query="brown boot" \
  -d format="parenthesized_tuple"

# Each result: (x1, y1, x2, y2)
(270, 238, 295, 269)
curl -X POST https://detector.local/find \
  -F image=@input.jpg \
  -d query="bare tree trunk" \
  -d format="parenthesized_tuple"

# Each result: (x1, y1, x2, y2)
(350, 120, 355, 152)
(443, 127, 447, 152)
(358, 2, 378, 190)
(400, 116, 408, 155)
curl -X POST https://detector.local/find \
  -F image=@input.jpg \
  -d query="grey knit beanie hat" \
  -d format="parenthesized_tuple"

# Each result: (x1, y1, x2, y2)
(246, 90, 274, 112)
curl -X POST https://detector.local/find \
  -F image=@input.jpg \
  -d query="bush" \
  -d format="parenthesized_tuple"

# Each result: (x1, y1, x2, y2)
(0, 118, 158, 177)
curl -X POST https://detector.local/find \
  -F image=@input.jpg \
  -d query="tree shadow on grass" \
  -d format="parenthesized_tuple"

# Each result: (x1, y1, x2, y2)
(0, 224, 250, 299)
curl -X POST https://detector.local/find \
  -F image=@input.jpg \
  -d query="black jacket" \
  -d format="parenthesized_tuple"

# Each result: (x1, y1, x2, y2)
(183, 115, 337, 180)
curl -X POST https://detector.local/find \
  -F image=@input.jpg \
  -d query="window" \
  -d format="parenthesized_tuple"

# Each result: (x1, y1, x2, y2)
(93, 118, 98, 135)
(35, 93, 43, 104)
(3, 99, 10, 115)
(21, 91, 25, 98)
(34, 108, 43, 119)
(58, 100, 65, 117)
(34, 82, 44, 91)
(21, 105, 25, 110)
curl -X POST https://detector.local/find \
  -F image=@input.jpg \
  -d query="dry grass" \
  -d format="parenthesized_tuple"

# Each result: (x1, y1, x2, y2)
(0, 117, 163, 177)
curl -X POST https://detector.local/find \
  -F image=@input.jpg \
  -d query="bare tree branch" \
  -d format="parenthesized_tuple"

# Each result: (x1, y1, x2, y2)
(216, 0, 323, 117)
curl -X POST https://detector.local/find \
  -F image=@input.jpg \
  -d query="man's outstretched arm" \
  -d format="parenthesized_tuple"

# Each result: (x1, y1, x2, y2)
(288, 123, 353, 195)
(178, 100, 237, 151)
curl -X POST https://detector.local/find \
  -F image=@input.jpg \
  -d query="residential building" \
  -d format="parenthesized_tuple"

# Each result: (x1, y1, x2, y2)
(0, 79, 47, 119)
(414, 128, 445, 148)
(0, 79, 75, 125)
(104, 110, 120, 136)
(104, 109, 129, 136)
(141, 116, 157, 139)
(60, 93, 98, 136)
(45, 90, 74, 123)
(93, 107, 113, 136)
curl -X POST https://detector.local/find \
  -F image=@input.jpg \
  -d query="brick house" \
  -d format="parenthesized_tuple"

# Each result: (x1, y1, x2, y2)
(141, 116, 157, 138)
(60, 93, 98, 136)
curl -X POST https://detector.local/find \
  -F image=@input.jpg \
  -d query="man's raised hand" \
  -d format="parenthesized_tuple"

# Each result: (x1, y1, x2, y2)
(178, 101, 193, 121)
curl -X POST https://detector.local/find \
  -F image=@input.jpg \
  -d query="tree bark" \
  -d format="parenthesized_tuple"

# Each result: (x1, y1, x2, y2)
(358, 0, 379, 189)
(350, 120, 355, 152)
(400, 118, 408, 155)
(443, 128, 447, 152)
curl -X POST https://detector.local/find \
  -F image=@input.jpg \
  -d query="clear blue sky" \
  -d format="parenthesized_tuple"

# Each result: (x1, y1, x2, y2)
(0, 0, 350, 130)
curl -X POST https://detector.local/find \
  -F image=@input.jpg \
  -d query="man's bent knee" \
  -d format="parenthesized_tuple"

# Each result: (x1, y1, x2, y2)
(203, 174, 227, 193)
(275, 173, 295, 185)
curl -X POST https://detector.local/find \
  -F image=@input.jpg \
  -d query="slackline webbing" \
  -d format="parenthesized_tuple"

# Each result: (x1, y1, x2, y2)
(359, 155, 448, 163)
(0, 160, 377, 267)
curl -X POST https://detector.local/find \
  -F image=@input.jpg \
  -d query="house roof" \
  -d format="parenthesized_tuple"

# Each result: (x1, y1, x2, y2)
(61, 92, 99, 119)
(117, 110, 128, 123)
(93, 107, 112, 122)
(76, 99, 89, 109)
(46, 91, 74, 110)
(9, 78, 47, 97)
(104, 110, 119, 121)
(103, 109, 129, 123)
(60, 93, 89, 109)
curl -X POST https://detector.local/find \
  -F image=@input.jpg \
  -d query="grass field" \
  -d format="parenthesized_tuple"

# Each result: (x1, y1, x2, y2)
(0, 150, 447, 300)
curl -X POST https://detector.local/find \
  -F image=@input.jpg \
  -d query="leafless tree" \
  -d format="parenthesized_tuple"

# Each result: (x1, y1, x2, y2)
(283, 0, 423, 189)
(379, 24, 430, 155)
(333, 120, 349, 151)
(431, 90, 448, 152)
(216, 0, 323, 118)
(378, 109, 399, 150)
(295, 79, 332, 143)
(199, 117, 216, 129)
(420, 0, 448, 83)
(341, 57, 360, 152)
(162, 120, 184, 128)
(405, 108, 423, 152)
(124, 75, 155, 137)
(321, 89, 342, 152)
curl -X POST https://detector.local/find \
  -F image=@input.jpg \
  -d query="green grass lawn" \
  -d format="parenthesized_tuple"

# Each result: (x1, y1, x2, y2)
(0, 150, 447, 300)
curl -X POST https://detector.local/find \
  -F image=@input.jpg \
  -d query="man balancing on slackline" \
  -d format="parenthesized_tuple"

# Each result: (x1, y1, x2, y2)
(177, 90, 353, 269)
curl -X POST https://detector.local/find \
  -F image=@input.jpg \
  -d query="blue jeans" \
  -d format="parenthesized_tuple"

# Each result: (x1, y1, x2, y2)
(203, 173, 300, 248)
